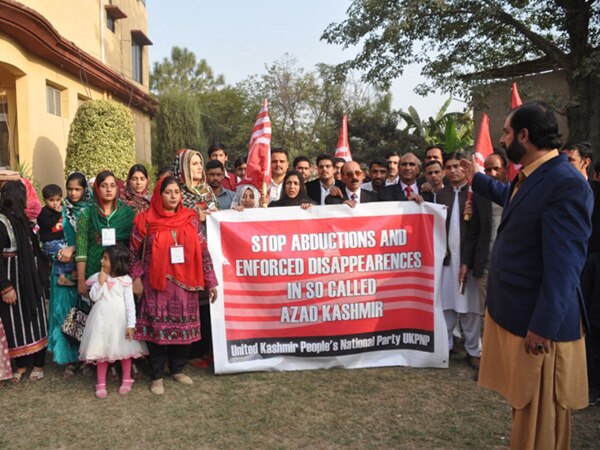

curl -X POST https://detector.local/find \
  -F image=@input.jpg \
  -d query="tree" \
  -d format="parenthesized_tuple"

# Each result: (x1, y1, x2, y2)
(150, 46, 225, 96)
(152, 91, 204, 169)
(65, 100, 135, 180)
(399, 97, 473, 153)
(322, 1, 600, 148)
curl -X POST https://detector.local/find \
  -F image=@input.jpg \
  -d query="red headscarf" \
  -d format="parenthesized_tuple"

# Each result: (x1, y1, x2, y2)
(134, 176, 205, 291)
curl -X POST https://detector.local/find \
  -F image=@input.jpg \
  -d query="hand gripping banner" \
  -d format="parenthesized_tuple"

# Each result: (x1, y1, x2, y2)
(207, 202, 448, 374)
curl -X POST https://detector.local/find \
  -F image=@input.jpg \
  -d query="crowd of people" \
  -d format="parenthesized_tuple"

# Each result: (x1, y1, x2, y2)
(0, 102, 597, 448)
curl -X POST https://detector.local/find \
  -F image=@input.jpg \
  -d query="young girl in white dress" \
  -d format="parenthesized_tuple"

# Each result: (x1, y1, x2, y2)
(79, 245, 147, 398)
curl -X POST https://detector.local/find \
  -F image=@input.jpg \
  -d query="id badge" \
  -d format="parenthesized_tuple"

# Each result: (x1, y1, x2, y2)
(170, 245, 185, 264)
(102, 228, 116, 246)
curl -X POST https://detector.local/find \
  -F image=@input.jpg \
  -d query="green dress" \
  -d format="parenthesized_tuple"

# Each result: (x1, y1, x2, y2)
(75, 201, 134, 278)
(47, 213, 79, 365)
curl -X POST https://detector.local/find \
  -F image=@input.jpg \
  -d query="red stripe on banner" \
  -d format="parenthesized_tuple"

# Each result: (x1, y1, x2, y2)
(224, 308, 433, 340)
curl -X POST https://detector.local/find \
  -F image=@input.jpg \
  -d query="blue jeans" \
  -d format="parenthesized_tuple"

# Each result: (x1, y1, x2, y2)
(43, 239, 75, 276)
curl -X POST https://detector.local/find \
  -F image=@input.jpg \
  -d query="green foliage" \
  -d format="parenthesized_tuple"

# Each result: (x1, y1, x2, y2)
(322, 1, 600, 93)
(65, 100, 135, 180)
(150, 47, 225, 96)
(152, 91, 204, 169)
(399, 98, 473, 152)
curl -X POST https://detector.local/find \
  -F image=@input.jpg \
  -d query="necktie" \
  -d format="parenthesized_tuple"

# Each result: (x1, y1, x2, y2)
(404, 186, 413, 198)
(510, 172, 526, 201)
(350, 193, 358, 202)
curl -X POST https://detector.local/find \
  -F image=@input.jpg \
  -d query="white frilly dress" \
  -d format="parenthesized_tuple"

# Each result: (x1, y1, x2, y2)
(79, 273, 147, 363)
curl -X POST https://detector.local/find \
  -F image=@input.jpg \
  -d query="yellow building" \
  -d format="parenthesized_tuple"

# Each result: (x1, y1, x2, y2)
(0, 0, 157, 187)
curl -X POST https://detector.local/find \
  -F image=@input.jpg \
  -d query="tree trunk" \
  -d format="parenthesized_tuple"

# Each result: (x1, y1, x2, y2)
(565, 73, 600, 161)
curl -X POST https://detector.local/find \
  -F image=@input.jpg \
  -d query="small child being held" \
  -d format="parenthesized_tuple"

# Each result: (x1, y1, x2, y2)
(79, 245, 147, 398)
(38, 184, 76, 286)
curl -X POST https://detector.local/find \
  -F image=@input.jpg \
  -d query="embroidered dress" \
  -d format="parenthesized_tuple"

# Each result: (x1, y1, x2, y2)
(48, 189, 91, 365)
(0, 214, 48, 358)
(0, 319, 12, 380)
(120, 185, 150, 215)
(130, 177, 218, 345)
(79, 273, 147, 362)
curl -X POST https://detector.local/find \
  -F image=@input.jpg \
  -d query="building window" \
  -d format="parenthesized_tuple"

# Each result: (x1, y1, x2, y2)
(105, 5, 126, 32)
(130, 30, 152, 84)
(0, 102, 9, 166)
(131, 41, 143, 83)
(106, 13, 116, 32)
(46, 84, 62, 116)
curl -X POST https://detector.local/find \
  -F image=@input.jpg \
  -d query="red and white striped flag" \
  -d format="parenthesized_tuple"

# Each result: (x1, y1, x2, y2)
(240, 99, 272, 191)
(334, 115, 352, 161)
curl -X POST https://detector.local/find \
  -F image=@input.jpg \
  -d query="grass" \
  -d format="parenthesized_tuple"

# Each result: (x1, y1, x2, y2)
(1, 350, 598, 449)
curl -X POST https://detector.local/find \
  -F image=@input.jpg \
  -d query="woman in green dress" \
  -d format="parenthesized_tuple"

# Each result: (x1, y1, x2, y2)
(76, 170, 134, 295)
(47, 172, 91, 376)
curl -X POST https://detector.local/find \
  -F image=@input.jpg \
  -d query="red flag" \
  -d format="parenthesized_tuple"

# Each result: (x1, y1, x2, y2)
(474, 113, 493, 171)
(334, 115, 352, 161)
(240, 100, 272, 191)
(507, 82, 524, 179)
(511, 82, 523, 110)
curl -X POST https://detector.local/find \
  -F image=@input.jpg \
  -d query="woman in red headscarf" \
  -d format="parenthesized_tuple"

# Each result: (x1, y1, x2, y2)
(130, 176, 218, 395)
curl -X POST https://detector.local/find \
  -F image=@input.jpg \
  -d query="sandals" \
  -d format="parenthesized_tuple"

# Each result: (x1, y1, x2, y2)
(63, 365, 77, 378)
(11, 371, 25, 384)
(119, 378, 134, 395)
(29, 369, 44, 382)
(150, 379, 164, 395)
(172, 373, 193, 385)
(95, 383, 107, 399)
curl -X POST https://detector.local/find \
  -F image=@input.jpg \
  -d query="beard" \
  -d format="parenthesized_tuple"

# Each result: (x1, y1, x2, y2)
(505, 139, 526, 164)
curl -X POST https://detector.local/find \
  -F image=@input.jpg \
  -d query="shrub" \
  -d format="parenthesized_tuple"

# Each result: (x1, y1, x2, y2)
(65, 99, 136, 180)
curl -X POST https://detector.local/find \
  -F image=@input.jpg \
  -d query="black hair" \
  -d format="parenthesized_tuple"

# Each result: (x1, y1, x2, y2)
(159, 176, 180, 194)
(293, 155, 311, 167)
(66, 172, 87, 189)
(208, 142, 227, 156)
(156, 167, 172, 180)
(234, 155, 247, 168)
(384, 151, 400, 159)
(509, 101, 562, 150)
(0, 181, 26, 217)
(443, 152, 466, 165)
(42, 184, 62, 199)
(206, 159, 225, 171)
(127, 164, 149, 181)
(369, 160, 388, 170)
(333, 157, 345, 165)
(271, 147, 288, 158)
(424, 160, 444, 170)
(562, 141, 593, 160)
(424, 145, 445, 158)
(491, 150, 508, 168)
(95, 170, 116, 187)
(315, 154, 334, 166)
(279, 170, 310, 203)
(102, 245, 130, 277)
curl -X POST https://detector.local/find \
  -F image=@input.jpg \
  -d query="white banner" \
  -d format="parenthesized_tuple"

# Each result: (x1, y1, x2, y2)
(207, 201, 448, 374)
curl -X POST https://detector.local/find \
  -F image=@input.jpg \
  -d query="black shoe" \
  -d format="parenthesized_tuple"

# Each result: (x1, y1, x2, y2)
(590, 388, 600, 406)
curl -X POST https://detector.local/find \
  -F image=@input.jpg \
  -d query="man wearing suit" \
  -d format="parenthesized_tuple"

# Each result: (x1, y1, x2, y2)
(461, 151, 508, 314)
(561, 141, 600, 255)
(380, 152, 434, 203)
(465, 102, 592, 449)
(305, 154, 344, 205)
(325, 161, 379, 206)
